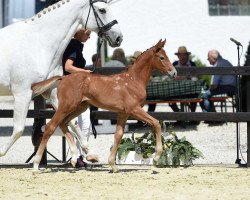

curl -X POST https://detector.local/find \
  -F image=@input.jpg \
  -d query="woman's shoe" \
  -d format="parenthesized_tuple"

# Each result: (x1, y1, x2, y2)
(76, 155, 87, 168)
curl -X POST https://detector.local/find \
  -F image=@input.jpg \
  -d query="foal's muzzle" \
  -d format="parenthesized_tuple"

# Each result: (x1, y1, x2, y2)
(167, 68, 177, 80)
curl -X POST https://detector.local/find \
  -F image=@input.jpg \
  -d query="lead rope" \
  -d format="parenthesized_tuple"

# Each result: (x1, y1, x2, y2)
(90, 39, 104, 139)
(84, 0, 100, 138)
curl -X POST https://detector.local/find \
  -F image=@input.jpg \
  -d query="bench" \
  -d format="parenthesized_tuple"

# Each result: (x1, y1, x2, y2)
(146, 80, 235, 113)
(146, 79, 205, 113)
(146, 98, 202, 112)
(209, 95, 235, 112)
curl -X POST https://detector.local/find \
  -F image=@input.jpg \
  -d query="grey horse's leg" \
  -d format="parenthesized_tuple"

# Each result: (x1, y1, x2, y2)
(0, 90, 32, 156)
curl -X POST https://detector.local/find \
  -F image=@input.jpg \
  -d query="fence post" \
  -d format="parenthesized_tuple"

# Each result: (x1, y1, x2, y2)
(32, 95, 47, 165)
(247, 76, 250, 167)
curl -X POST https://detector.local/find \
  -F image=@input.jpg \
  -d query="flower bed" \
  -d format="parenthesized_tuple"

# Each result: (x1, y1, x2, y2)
(116, 125, 203, 167)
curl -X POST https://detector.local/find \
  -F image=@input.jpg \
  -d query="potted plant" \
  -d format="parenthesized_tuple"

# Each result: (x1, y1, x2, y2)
(116, 125, 203, 167)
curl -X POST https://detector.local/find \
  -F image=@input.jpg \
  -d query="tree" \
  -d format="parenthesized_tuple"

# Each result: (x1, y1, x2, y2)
(190, 54, 211, 87)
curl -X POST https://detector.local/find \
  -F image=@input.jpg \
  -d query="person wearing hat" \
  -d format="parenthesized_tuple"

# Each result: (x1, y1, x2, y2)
(129, 51, 142, 65)
(173, 46, 197, 80)
(170, 46, 199, 125)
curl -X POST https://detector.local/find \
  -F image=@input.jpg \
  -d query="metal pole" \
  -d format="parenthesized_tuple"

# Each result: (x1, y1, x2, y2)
(235, 45, 242, 165)
(62, 136, 66, 162)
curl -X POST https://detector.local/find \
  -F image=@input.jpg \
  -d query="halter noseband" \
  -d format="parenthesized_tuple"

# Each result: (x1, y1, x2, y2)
(85, 0, 118, 37)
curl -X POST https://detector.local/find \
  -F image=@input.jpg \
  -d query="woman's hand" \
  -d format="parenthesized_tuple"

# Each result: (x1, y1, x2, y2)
(83, 69, 92, 73)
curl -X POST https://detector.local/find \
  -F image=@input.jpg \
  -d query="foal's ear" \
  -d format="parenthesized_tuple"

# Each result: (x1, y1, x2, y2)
(154, 39, 166, 53)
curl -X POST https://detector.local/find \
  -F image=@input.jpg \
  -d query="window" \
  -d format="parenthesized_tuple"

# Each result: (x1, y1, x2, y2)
(208, 0, 250, 16)
(2, 0, 10, 26)
(36, 0, 60, 13)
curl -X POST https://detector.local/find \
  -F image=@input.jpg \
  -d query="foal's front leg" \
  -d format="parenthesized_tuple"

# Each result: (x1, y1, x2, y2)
(108, 113, 128, 172)
(131, 107, 163, 164)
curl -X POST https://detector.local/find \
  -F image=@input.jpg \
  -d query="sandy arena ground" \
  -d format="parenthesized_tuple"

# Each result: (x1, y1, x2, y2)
(0, 165, 249, 200)
(0, 96, 249, 199)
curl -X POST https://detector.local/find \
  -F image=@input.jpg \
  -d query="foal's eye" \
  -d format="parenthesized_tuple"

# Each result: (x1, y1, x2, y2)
(99, 8, 106, 14)
(159, 56, 164, 61)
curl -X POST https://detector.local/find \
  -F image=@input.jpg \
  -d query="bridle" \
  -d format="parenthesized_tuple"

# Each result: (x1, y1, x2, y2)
(85, 0, 119, 137)
(84, 0, 118, 37)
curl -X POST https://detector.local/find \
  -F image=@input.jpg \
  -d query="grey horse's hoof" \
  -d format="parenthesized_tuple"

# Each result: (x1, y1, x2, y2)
(71, 159, 77, 168)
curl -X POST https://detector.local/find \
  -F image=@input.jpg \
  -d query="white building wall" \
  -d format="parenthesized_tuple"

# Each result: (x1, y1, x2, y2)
(1, 0, 249, 65)
(106, 0, 250, 66)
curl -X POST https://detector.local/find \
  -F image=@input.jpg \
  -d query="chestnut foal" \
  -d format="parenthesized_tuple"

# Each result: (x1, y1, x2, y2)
(32, 39, 177, 172)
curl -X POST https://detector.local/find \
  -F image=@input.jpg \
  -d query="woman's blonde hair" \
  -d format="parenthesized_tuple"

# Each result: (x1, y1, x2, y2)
(74, 29, 91, 39)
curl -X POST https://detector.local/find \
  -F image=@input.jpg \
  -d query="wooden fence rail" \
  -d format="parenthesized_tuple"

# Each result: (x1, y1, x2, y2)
(1, 109, 250, 122)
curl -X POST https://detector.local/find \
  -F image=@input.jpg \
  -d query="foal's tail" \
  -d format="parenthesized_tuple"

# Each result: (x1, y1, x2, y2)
(31, 76, 63, 97)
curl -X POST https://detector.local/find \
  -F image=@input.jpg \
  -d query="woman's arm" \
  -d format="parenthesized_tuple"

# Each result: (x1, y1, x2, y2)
(65, 59, 92, 73)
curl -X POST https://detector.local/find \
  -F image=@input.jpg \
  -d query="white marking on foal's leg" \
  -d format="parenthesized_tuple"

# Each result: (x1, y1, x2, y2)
(33, 154, 42, 172)
(64, 132, 78, 167)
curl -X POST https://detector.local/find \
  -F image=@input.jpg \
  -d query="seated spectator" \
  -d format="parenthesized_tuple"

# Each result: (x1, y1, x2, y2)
(169, 46, 199, 125)
(88, 53, 102, 125)
(200, 50, 236, 119)
(170, 46, 198, 115)
(104, 48, 127, 67)
(92, 53, 102, 67)
(129, 51, 142, 65)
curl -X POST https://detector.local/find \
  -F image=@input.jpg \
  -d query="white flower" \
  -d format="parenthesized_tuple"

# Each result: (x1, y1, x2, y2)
(162, 131, 169, 139)
(165, 135, 174, 141)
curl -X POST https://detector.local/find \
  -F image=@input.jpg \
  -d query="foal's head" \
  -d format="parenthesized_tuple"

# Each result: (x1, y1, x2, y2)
(150, 39, 177, 79)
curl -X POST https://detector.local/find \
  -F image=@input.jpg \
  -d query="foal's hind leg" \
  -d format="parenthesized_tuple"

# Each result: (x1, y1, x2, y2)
(33, 104, 78, 171)
(130, 107, 163, 165)
(59, 102, 92, 166)
(0, 91, 32, 156)
(46, 89, 78, 166)
(108, 113, 128, 172)
(61, 102, 99, 163)
(49, 89, 96, 161)
(33, 118, 61, 171)
(59, 124, 78, 167)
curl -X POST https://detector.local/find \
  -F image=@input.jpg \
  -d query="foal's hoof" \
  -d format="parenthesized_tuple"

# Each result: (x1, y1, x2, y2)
(111, 166, 119, 173)
(86, 154, 99, 163)
(153, 157, 160, 166)
(32, 169, 41, 175)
